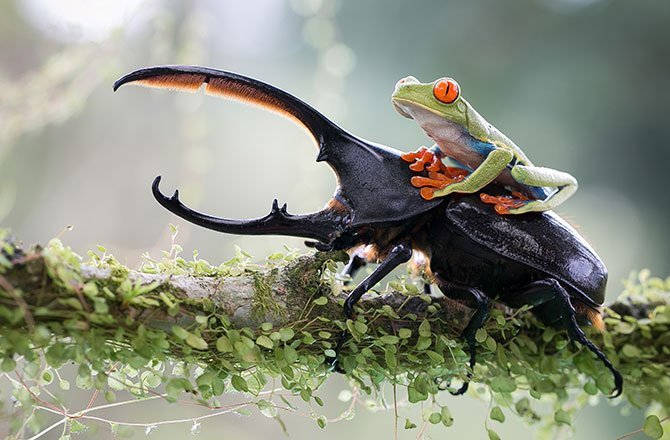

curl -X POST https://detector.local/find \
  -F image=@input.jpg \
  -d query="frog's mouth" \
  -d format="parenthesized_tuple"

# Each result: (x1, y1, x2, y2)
(393, 101, 412, 118)
(392, 76, 420, 118)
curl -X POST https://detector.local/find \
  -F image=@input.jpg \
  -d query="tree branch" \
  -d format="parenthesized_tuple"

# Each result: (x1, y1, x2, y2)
(1, 237, 669, 421)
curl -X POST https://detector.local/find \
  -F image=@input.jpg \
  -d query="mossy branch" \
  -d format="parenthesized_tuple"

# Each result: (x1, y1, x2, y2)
(1, 234, 669, 434)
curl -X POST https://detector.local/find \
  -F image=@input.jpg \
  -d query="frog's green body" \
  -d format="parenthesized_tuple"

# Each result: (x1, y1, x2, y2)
(392, 76, 577, 214)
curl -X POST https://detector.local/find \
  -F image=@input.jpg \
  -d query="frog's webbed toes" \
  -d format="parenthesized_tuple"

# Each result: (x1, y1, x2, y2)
(480, 191, 533, 215)
(403, 146, 469, 200)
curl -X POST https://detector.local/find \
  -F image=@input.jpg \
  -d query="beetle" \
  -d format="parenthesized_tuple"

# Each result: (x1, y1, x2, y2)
(113, 65, 622, 397)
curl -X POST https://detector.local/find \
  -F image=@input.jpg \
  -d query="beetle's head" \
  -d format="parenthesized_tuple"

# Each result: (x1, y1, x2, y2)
(114, 66, 442, 250)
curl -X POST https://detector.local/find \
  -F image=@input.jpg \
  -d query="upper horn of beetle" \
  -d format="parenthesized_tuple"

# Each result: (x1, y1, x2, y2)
(113, 65, 342, 154)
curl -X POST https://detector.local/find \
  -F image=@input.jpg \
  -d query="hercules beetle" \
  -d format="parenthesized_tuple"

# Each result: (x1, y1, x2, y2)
(113, 65, 622, 397)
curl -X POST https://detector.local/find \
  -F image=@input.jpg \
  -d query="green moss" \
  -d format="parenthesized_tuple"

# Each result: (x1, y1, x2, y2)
(251, 270, 284, 322)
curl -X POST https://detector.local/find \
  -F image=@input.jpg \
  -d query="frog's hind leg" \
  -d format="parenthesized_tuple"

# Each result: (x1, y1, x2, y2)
(505, 165, 578, 214)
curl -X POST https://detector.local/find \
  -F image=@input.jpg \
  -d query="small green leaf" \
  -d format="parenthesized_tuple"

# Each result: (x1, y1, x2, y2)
(643, 415, 664, 439)
(185, 334, 208, 350)
(216, 336, 233, 353)
(414, 336, 432, 350)
(621, 344, 641, 358)
(231, 375, 249, 392)
(490, 406, 505, 423)
(171, 326, 189, 340)
(380, 335, 399, 345)
(428, 412, 441, 424)
(554, 409, 571, 426)
(59, 379, 71, 390)
(104, 390, 116, 402)
(70, 420, 87, 433)
(313, 297, 328, 306)
(284, 345, 298, 364)
(418, 319, 431, 337)
(316, 415, 327, 429)
(279, 327, 295, 341)
(404, 418, 417, 429)
(583, 381, 598, 395)
(1, 357, 16, 372)
(398, 328, 412, 339)
(256, 335, 274, 349)
(475, 328, 487, 343)
(487, 429, 501, 440)
(490, 376, 516, 393)
(354, 321, 368, 334)
(441, 406, 454, 427)
(384, 349, 397, 370)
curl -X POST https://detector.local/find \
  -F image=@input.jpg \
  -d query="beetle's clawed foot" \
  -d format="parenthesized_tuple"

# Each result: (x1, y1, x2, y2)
(402, 147, 468, 200)
(434, 376, 469, 395)
(610, 371, 623, 399)
(449, 381, 469, 396)
(480, 191, 531, 215)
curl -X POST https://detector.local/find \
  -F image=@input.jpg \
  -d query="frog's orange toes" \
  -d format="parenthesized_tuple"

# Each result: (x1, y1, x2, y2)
(411, 176, 450, 188)
(402, 148, 437, 172)
(420, 187, 438, 200)
(426, 155, 445, 172)
(480, 192, 531, 215)
(401, 146, 427, 163)
(444, 167, 469, 179)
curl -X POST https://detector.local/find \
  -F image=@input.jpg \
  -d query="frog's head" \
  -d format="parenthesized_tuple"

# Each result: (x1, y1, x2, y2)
(392, 76, 476, 145)
(392, 76, 467, 121)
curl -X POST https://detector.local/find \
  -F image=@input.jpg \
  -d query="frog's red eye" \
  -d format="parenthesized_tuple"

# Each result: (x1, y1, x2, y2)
(433, 78, 460, 104)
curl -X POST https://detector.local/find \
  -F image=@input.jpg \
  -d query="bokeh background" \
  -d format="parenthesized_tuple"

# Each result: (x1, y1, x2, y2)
(1, 0, 668, 438)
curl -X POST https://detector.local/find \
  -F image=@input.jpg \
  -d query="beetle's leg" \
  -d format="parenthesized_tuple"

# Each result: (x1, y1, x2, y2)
(551, 281, 623, 398)
(435, 282, 490, 395)
(506, 279, 623, 398)
(329, 243, 413, 371)
(341, 251, 367, 284)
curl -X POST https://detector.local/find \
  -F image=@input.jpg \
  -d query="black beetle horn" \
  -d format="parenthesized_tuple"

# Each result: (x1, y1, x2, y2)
(113, 65, 343, 157)
(152, 176, 346, 244)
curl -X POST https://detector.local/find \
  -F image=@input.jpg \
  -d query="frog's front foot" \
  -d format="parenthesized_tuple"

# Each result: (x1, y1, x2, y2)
(409, 171, 465, 200)
(401, 146, 444, 172)
(402, 147, 469, 200)
(480, 191, 532, 215)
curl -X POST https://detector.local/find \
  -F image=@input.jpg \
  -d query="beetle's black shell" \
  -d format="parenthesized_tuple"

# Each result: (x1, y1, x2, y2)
(325, 135, 443, 227)
(442, 195, 607, 308)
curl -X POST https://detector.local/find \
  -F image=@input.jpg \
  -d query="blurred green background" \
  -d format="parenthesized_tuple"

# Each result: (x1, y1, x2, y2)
(1, 0, 668, 438)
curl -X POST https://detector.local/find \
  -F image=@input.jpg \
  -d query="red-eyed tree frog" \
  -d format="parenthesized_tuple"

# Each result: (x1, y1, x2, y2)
(392, 76, 578, 215)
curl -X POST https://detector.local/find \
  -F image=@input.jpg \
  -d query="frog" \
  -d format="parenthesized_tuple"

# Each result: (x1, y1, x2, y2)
(391, 76, 578, 215)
